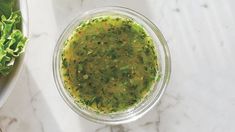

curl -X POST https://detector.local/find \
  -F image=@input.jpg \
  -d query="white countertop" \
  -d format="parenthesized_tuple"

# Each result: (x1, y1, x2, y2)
(1, 0, 235, 131)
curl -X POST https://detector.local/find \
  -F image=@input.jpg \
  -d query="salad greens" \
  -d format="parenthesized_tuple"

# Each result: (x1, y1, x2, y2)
(0, 0, 17, 17)
(0, 0, 27, 76)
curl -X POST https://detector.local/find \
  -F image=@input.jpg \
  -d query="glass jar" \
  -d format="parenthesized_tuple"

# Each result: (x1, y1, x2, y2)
(53, 6, 171, 124)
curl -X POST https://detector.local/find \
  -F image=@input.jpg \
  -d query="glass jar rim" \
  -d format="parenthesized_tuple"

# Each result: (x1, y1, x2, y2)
(53, 6, 171, 125)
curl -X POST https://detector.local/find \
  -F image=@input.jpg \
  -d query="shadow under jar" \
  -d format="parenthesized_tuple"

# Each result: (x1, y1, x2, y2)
(53, 6, 171, 124)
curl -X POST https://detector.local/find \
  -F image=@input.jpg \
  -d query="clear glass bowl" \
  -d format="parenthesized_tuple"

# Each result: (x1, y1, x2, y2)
(53, 6, 171, 124)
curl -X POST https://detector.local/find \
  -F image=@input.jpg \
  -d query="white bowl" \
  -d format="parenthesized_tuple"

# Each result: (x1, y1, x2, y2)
(0, 0, 29, 108)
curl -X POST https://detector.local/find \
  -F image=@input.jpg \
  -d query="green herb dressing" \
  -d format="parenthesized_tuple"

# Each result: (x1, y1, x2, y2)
(60, 16, 160, 113)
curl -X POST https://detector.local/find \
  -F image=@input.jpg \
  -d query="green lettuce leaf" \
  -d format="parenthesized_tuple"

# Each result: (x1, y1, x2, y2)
(0, 12, 27, 76)
(0, 0, 17, 17)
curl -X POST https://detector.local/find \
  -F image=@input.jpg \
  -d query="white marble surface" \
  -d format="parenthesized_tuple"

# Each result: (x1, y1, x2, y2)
(1, 0, 235, 131)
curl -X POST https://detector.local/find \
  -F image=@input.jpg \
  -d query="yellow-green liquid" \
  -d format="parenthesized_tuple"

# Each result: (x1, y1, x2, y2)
(60, 16, 160, 113)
